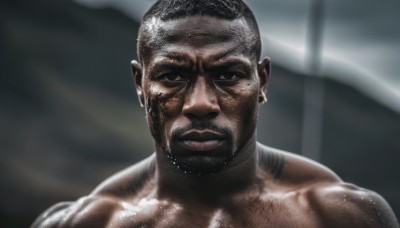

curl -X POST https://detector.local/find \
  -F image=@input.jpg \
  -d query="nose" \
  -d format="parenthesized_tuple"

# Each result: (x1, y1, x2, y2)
(182, 76, 220, 119)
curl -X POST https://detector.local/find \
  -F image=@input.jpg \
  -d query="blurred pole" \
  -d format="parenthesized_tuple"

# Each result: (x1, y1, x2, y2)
(301, 0, 325, 161)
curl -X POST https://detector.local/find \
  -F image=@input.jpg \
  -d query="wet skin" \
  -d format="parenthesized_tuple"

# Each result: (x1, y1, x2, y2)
(135, 15, 267, 176)
(32, 16, 399, 228)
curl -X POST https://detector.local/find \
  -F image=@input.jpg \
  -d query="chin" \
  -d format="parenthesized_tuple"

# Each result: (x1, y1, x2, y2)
(165, 146, 236, 175)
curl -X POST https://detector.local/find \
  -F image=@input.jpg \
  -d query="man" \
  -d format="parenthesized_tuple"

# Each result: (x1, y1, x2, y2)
(32, 0, 398, 227)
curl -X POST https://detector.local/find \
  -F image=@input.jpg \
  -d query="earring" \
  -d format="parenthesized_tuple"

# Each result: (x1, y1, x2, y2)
(139, 96, 145, 108)
(259, 92, 267, 104)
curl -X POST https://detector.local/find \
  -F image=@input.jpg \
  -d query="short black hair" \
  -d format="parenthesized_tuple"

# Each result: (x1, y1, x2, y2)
(137, 0, 261, 63)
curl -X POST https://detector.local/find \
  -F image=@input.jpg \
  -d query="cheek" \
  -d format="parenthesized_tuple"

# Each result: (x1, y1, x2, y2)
(219, 81, 259, 143)
(219, 81, 259, 116)
(144, 84, 185, 140)
(159, 91, 185, 139)
(145, 84, 184, 115)
(240, 82, 259, 123)
(163, 91, 185, 117)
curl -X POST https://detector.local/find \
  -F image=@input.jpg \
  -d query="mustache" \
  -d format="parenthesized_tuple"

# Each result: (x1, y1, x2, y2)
(171, 120, 232, 140)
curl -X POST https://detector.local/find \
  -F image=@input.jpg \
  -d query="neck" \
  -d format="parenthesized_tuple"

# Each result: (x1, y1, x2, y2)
(154, 134, 259, 205)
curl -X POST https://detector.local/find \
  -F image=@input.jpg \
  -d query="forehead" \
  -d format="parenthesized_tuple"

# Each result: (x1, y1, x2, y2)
(142, 16, 256, 64)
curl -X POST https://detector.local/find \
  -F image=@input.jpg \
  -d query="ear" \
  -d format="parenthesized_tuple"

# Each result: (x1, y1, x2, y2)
(131, 60, 144, 107)
(257, 57, 271, 98)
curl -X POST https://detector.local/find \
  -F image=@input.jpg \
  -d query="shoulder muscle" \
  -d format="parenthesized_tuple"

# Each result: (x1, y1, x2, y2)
(31, 195, 119, 228)
(309, 183, 399, 228)
(258, 144, 341, 184)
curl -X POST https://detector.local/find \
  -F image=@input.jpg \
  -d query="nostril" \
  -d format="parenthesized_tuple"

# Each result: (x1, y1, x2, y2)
(184, 113, 197, 119)
(183, 111, 219, 123)
(206, 112, 219, 119)
(183, 110, 219, 119)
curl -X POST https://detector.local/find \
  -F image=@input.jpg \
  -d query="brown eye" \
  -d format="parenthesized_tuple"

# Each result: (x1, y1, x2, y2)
(215, 72, 239, 81)
(161, 73, 185, 81)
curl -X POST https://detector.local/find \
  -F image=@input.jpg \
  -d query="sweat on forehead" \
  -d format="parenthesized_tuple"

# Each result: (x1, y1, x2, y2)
(137, 16, 259, 65)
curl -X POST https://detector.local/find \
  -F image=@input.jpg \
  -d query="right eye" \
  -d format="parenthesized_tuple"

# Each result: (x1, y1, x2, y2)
(160, 73, 186, 81)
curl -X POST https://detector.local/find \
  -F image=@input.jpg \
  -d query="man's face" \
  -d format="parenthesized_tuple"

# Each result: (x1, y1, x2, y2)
(135, 16, 267, 175)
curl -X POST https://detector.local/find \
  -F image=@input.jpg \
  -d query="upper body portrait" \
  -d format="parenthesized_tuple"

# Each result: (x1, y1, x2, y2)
(32, 0, 399, 227)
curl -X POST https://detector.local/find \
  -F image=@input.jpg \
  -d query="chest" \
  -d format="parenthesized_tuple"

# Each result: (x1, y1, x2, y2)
(106, 197, 321, 228)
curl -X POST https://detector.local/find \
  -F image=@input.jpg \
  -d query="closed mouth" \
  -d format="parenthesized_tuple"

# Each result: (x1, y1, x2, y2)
(178, 130, 225, 151)
(179, 130, 224, 141)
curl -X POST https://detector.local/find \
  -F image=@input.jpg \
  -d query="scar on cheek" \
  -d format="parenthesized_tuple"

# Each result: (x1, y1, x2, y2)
(149, 91, 183, 117)
(147, 93, 169, 115)
(146, 93, 170, 138)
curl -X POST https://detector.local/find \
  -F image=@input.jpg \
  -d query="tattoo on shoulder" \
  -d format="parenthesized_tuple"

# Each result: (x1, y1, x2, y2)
(266, 151, 285, 179)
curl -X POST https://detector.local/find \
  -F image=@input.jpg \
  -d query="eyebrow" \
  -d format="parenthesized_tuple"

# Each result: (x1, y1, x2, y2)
(149, 59, 252, 79)
(203, 49, 253, 72)
(159, 52, 194, 64)
(204, 59, 252, 72)
(150, 51, 252, 73)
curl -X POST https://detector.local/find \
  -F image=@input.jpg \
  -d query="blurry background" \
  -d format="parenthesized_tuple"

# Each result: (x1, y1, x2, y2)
(1, 0, 399, 226)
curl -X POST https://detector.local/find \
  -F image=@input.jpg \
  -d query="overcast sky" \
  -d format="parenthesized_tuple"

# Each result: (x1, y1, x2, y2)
(74, 0, 400, 112)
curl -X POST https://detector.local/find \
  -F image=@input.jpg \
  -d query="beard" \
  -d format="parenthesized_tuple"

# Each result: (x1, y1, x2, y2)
(162, 120, 237, 175)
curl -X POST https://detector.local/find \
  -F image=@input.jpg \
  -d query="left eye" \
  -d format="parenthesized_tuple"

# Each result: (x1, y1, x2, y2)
(214, 72, 240, 81)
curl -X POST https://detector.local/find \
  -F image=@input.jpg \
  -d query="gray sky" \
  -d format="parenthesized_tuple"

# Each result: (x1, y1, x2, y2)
(74, 0, 400, 112)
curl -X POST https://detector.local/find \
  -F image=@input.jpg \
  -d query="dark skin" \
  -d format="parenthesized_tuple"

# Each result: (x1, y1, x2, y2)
(32, 16, 399, 228)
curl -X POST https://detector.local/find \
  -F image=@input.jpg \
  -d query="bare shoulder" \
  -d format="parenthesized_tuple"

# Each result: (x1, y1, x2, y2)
(257, 143, 341, 183)
(257, 144, 399, 227)
(32, 155, 156, 228)
(307, 182, 399, 227)
(31, 195, 120, 228)
(91, 154, 156, 196)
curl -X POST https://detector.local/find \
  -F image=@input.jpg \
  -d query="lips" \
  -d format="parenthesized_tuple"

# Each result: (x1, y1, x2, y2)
(178, 130, 225, 152)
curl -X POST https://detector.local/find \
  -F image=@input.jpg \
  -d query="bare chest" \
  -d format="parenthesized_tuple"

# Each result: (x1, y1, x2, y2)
(106, 196, 321, 228)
